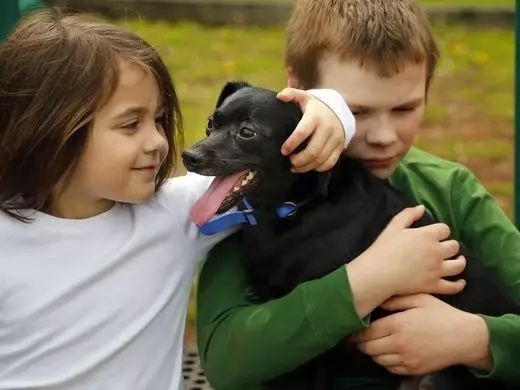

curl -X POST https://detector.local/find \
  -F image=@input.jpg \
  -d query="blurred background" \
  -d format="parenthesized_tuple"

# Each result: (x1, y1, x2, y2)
(2, 0, 515, 347)
(39, 0, 515, 216)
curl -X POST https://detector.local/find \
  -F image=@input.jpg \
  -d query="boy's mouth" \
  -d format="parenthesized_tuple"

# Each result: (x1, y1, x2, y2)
(361, 157, 395, 170)
(190, 170, 260, 226)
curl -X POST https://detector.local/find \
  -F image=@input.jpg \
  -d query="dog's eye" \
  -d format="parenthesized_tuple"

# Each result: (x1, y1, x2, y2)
(238, 128, 256, 139)
(206, 117, 214, 135)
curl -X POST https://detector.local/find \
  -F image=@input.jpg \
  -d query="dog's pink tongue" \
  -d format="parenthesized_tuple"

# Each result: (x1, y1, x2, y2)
(190, 171, 247, 226)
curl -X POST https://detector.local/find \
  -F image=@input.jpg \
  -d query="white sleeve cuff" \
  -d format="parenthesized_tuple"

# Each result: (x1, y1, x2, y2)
(307, 89, 356, 149)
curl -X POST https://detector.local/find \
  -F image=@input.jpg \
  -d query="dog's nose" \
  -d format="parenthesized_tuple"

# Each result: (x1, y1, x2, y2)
(182, 149, 204, 171)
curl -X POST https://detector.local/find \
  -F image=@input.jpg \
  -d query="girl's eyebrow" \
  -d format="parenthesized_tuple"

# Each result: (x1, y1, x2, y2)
(113, 106, 147, 120)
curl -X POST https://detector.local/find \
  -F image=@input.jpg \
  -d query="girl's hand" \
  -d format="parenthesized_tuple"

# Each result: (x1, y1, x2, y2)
(277, 88, 345, 173)
(351, 294, 492, 375)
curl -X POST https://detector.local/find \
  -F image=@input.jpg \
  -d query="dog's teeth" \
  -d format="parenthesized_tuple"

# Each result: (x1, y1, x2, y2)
(233, 186, 240, 191)
(247, 172, 255, 180)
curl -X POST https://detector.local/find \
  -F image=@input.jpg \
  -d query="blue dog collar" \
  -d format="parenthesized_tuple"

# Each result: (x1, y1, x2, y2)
(198, 197, 298, 236)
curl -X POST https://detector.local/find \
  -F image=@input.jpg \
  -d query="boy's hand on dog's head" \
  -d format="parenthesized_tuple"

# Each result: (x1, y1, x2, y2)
(277, 88, 345, 173)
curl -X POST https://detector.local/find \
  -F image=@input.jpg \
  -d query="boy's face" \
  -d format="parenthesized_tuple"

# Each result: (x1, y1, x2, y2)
(294, 56, 427, 179)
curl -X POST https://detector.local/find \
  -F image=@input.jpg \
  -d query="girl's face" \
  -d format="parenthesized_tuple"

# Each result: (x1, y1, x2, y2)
(52, 59, 169, 218)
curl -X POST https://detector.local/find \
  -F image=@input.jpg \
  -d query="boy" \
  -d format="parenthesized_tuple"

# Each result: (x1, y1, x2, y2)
(197, 0, 520, 388)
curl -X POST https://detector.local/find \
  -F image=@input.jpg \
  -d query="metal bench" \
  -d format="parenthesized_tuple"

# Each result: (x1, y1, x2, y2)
(183, 349, 213, 390)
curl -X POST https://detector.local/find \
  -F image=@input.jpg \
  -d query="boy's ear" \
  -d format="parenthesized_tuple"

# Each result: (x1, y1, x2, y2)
(216, 81, 251, 108)
(286, 67, 303, 89)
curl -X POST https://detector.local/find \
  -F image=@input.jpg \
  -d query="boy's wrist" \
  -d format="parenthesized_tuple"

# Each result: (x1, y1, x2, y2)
(346, 252, 395, 318)
(458, 313, 493, 372)
(307, 89, 356, 148)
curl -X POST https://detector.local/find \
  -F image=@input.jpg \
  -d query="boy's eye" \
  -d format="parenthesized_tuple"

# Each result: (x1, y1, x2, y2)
(352, 111, 368, 117)
(394, 107, 415, 113)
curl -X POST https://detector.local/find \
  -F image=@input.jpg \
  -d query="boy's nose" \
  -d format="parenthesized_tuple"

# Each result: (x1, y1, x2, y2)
(366, 119, 398, 147)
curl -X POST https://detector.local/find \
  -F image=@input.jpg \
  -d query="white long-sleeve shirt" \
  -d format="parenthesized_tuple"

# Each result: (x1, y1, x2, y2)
(0, 175, 227, 390)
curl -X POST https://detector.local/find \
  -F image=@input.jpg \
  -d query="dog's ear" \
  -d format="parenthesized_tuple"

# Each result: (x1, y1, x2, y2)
(216, 81, 251, 108)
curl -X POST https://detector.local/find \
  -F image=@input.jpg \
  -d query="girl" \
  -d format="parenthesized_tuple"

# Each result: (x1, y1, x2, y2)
(0, 9, 353, 390)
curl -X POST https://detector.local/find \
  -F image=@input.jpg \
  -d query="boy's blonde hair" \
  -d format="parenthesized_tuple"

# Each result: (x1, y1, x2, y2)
(286, 0, 439, 90)
(0, 9, 182, 221)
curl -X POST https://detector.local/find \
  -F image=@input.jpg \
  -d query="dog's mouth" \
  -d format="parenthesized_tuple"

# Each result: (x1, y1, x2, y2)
(190, 169, 260, 226)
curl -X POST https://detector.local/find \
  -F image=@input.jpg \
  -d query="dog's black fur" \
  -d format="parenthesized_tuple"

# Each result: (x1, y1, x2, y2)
(183, 82, 520, 390)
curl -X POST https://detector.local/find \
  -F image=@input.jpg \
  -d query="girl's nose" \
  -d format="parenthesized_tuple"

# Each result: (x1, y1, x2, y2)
(144, 123, 168, 154)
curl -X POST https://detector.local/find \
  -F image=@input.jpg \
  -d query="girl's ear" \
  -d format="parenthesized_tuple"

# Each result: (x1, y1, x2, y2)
(215, 81, 251, 108)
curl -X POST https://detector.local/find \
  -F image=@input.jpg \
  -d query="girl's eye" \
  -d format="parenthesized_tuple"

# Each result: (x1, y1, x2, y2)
(155, 113, 165, 127)
(238, 128, 256, 139)
(122, 121, 139, 133)
(352, 111, 368, 117)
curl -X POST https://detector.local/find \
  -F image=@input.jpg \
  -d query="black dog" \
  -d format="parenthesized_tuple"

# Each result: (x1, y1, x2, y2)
(183, 82, 520, 390)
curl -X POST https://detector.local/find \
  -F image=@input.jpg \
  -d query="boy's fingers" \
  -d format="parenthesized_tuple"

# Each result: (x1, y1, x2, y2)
(439, 239, 460, 259)
(435, 278, 466, 295)
(440, 256, 466, 277)
(282, 115, 317, 156)
(414, 222, 451, 241)
(388, 205, 425, 230)
(291, 133, 334, 167)
(289, 125, 328, 167)
(316, 146, 343, 172)
(430, 223, 451, 241)
(357, 336, 394, 356)
(387, 366, 412, 376)
(350, 317, 393, 342)
(373, 354, 403, 368)
(277, 88, 309, 107)
(292, 138, 337, 173)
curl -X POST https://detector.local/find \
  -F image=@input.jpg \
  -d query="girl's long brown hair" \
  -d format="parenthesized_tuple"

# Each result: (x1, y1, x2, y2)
(0, 9, 183, 221)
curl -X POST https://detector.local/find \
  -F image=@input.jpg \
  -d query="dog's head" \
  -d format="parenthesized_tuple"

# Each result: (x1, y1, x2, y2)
(182, 81, 306, 226)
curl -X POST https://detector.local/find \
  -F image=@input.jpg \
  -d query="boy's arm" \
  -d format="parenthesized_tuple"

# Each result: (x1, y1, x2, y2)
(196, 235, 366, 390)
(197, 208, 462, 389)
(451, 167, 520, 383)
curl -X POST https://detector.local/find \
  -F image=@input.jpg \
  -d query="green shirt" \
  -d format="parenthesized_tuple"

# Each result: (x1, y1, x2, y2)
(197, 147, 520, 389)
